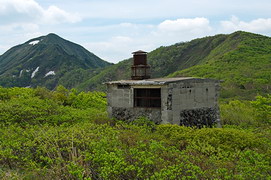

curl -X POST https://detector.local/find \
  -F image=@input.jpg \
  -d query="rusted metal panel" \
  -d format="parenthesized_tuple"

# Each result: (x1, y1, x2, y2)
(131, 50, 150, 80)
(133, 53, 147, 65)
(131, 65, 150, 80)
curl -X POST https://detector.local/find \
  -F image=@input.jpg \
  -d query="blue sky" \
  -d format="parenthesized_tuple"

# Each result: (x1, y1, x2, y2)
(1, 0, 271, 63)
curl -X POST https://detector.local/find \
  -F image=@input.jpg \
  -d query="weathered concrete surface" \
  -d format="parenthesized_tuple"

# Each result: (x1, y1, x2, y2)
(106, 85, 133, 108)
(111, 107, 161, 124)
(106, 77, 221, 127)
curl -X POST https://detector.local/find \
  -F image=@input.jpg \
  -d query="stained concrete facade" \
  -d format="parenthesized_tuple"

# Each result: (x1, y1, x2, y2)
(106, 77, 221, 127)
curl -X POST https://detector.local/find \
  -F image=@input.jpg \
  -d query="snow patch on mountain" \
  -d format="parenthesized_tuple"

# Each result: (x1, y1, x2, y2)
(19, 70, 23, 77)
(31, 67, 39, 78)
(44, 71, 55, 77)
(29, 40, 40, 45)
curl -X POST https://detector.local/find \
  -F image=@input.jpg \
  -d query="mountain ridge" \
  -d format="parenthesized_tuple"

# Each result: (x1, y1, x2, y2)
(0, 31, 270, 100)
(79, 31, 271, 100)
(168, 31, 271, 99)
(0, 33, 112, 89)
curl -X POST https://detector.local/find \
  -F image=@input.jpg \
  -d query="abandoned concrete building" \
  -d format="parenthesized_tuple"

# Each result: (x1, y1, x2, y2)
(106, 50, 221, 127)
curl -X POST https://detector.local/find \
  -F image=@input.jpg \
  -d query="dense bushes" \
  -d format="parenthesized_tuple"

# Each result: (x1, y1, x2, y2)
(0, 123, 270, 179)
(220, 95, 271, 127)
(0, 86, 107, 126)
(0, 87, 270, 179)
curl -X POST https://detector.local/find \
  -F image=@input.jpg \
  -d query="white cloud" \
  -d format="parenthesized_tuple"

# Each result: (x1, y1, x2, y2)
(221, 16, 271, 33)
(0, 0, 81, 25)
(0, 0, 81, 55)
(0, 0, 43, 15)
(152, 17, 213, 47)
(84, 36, 139, 62)
(1, 0, 271, 65)
(158, 18, 211, 32)
(59, 0, 271, 20)
(83, 18, 214, 63)
(155, 18, 213, 43)
(0, 21, 43, 55)
(43, 5, 81, 24)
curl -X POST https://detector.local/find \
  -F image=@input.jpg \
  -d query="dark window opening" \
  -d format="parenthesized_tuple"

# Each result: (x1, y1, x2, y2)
(134, 88, 161, 108)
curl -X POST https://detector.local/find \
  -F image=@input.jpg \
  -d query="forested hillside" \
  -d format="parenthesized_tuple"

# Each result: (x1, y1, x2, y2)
(0, 86, 270, 179)
(81, 31, 271, 100)
(170, 31, 271, 99)
(77, 33, 233, 91)
(1, 31, 270, 100)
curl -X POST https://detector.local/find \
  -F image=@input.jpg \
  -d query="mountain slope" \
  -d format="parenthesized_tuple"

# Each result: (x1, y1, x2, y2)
(1, 31, 270, 99)
(80, 31, 271, 99)
(0, 33, 112, 89)
(78, 34, 231, 91)
(169, 31, 271, 99)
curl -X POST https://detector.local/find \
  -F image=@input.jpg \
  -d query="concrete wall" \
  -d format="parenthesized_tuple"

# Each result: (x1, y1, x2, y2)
(107, 79, 220, 127)
(107, 84, 133, 108)
(160, 79, 220, 127)
(107, 84, 162, 123)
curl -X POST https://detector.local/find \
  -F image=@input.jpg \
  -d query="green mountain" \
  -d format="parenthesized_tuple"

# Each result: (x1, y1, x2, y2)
(169, 31, 271, 99)
(0, 33, 112, 89)
(81, 31, 271, 99)
(1, 31, 270, 99)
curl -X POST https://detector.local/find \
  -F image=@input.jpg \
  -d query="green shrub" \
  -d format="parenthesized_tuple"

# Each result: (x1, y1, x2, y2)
(220, 100, 258, 127)
(0, 87, 270, 179)
(130, 116, 156, 132)
(0, 86, 108, 126)
(251, 95, 271, 124)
